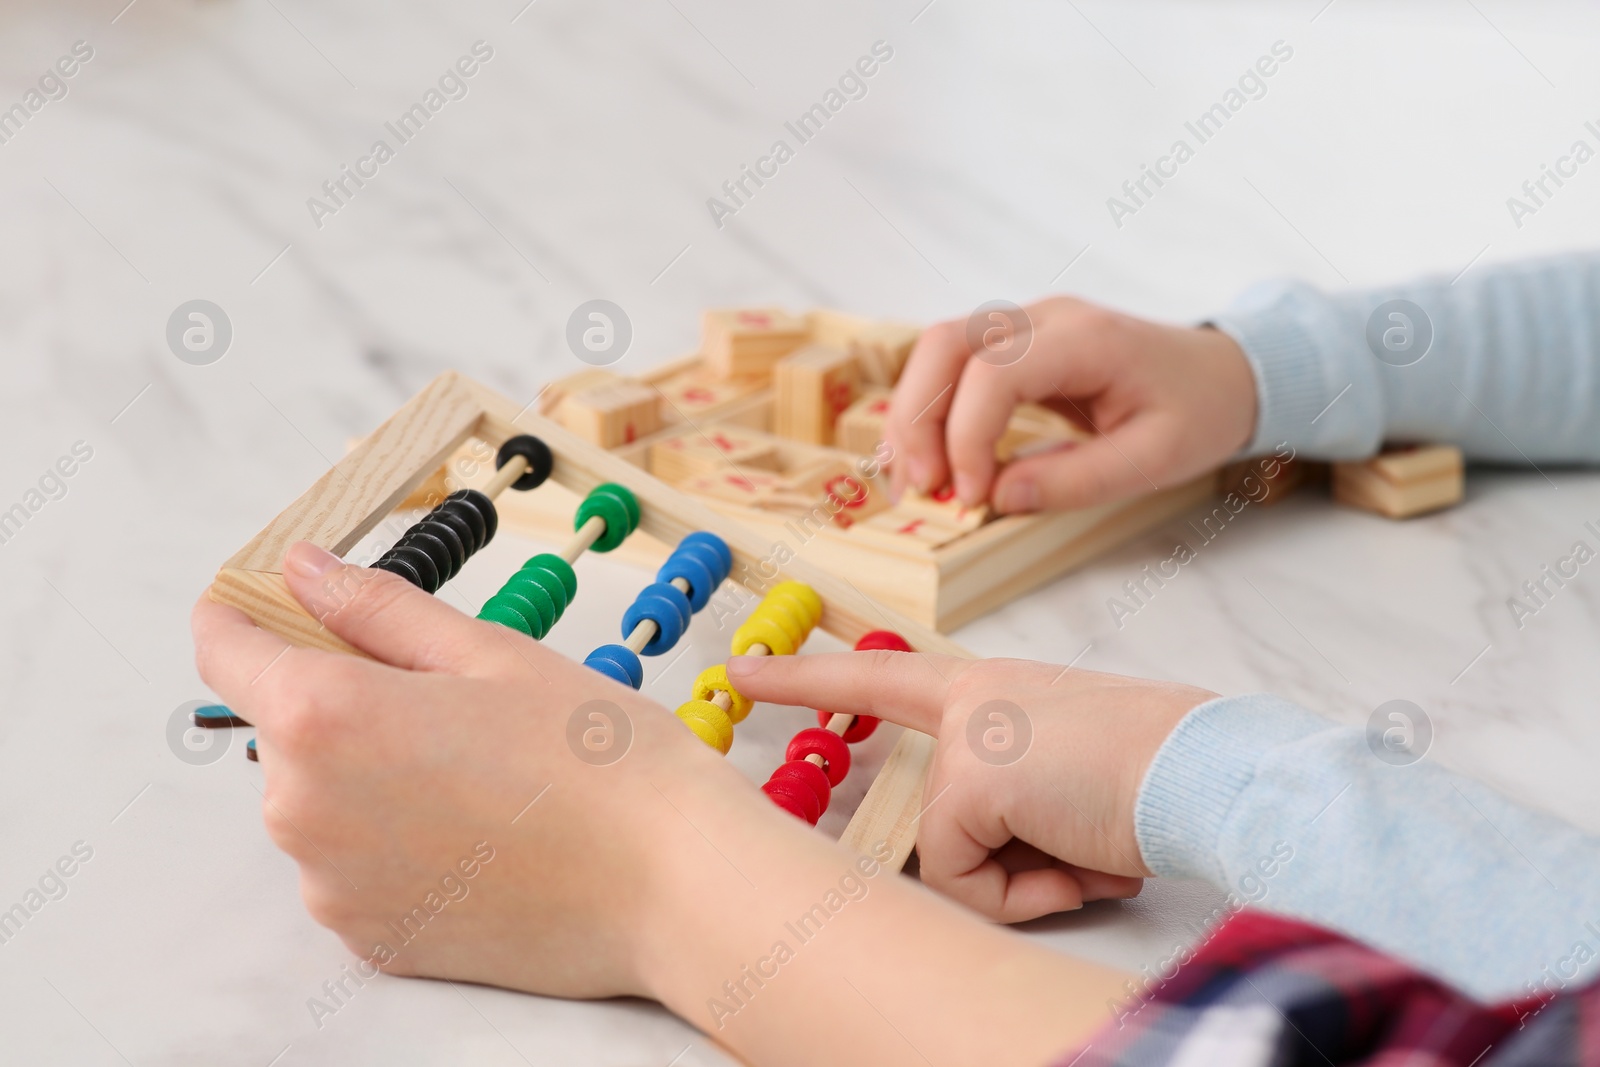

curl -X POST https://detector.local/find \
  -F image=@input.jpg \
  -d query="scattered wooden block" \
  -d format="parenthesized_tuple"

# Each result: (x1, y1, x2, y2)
(836, 387, 893, 455)
(1219, 454, 1311, 507)
(1332, 444, 1464, 519)
(774, 345, 860, 445)
(894, 486, 990, 534)
(849, 323, 919, 387)
(555, 380, 663, 448)
(649, 425, 781, 484)
(847, 509, 968, 553)
(703, 308, 809, 379)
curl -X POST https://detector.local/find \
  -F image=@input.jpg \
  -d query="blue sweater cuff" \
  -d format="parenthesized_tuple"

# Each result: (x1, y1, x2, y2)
(1209, 280, 1384, 461)
(1134, 694, 1335, 883)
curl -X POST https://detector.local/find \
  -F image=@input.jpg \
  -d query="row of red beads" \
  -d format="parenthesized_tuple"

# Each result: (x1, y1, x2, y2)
(760, 630, 914, 824)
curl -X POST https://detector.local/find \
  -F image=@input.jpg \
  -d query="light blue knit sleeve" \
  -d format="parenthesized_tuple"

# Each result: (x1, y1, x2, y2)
(1134, 694, 1600, 1003)
(1210, 252, 1600, 463)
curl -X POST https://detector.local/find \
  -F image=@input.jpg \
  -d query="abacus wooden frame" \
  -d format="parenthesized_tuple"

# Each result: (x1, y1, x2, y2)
(209, 371, 966, 871)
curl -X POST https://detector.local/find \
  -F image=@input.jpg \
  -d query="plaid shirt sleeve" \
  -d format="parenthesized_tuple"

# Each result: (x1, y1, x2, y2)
(1059, 910, 1586, 1067)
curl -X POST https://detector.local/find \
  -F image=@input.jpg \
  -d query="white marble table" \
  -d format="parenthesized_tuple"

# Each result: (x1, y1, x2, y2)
(2, 0, 1598, 1062)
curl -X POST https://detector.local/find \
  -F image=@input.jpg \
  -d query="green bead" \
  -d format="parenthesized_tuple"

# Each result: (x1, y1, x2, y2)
(498, 578, 556, 637)
(519, 553, 577, 610)
(598, 482, 640, 530)
(576, 487, 635, 553)
(478, 601, 533, 635)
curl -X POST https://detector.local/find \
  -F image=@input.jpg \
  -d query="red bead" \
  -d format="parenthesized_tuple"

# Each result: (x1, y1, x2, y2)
(786, 727, 851, 786)
(770, 758, 831, 813)
(763, 777, 819, 824)
(816, 709, 880, 743)
(855, 630, 913, 653)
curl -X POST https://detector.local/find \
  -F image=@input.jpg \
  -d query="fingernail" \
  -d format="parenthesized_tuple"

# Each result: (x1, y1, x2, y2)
(995, 481, 1039, 514)
(954, 473, 980, 506)
(907, 458, 931, 493)
(285, 541, 344, 579)
(727, 656, 765, 680)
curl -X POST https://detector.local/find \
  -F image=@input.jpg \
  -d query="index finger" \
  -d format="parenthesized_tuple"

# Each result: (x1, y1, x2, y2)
(886, 320, 974, 496)
(726, 650, 970, 735)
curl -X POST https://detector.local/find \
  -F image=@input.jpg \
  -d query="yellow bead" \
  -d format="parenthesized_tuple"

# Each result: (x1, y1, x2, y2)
(768, 581, 822, 629)
(756, 592, 811, 646)
(692, 664, 753, 724)
(732, 615, 795, 657)
(675, 699, 734, 754)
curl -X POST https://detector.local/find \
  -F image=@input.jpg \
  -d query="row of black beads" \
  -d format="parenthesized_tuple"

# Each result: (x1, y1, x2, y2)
(374, 489, 497, 593)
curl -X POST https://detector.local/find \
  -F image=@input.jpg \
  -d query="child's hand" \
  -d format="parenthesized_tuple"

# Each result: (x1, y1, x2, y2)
(728, 649, 1217, 922)
(887, 297, 1258, 512)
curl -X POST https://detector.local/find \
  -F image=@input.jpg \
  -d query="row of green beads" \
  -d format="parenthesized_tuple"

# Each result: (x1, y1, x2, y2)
(477, 553, 578, 638)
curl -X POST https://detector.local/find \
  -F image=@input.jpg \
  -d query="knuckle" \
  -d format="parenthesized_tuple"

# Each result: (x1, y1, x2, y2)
(300, 877, 350, 931)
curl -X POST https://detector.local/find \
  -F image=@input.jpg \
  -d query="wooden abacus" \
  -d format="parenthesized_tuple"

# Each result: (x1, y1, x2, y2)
(207, 371, 969, 870)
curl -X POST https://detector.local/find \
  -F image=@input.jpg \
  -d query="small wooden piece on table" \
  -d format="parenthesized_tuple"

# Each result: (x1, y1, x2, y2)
(773, 344, 860, 445)
(703, 308, 809, 379)
(1332, 444, 1464, 519)
(555, 380, 662, 448)
(835, 387, 892, 455)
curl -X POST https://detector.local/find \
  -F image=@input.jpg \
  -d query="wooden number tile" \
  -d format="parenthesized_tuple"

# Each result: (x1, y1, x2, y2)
(703, 308, 809, 379)
(678, 469, 785, 507)
(1332, 444, 1464, 519)
(654, 369, 765, 421)
(835, 387, 892, 455)
(649, 425, 782, 484)
(555, 379, 663, 448)
(894, 485, 990, 533)
(846, 509, 968, 553)
(773, 344, 860, 445)
(759, 458, 890, 529)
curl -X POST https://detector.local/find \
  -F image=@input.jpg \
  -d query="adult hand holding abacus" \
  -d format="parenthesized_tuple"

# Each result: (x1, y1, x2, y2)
(887, 296, 1259, 512)
(728, 650, 1215, 921)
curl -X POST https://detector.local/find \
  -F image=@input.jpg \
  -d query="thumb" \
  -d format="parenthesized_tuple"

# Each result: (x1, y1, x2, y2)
(726, 649, 968, 735)
(282, 541, 510, 672)
(991, 417, 1170, 513)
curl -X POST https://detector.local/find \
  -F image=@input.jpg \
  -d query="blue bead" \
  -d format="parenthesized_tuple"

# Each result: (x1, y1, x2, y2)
(622, 583, 691, 655)
(658, 546, 718, 611)
(584, 644, 643, 689)
(246, 737, 259, 762)
(679, 532, 732, 583)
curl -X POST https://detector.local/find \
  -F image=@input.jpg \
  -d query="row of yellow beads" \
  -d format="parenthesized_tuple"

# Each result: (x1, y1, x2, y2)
(674, 581, 823, 754)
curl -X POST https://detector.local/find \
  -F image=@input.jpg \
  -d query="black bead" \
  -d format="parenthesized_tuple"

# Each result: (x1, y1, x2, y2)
(374, 552, 425, 590)
(496, 434, 553, 491)
(448, 488, 497, 545)
(428, 505, 476, 559)
(382, 544, 440, 592)
(399, 529, 454, 586)
(413, 519, 466, 577)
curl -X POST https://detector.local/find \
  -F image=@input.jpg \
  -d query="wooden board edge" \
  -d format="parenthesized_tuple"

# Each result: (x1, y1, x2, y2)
(839, 728, 936, 873)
